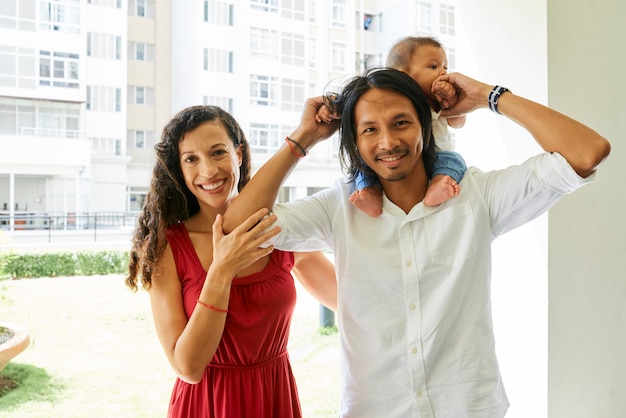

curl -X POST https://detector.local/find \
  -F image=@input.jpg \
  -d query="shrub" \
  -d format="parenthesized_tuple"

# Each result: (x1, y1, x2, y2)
(0, 251, 129, 279)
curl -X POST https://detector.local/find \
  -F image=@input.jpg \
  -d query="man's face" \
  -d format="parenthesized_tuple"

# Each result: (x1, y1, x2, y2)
(354, 87, 424, 184)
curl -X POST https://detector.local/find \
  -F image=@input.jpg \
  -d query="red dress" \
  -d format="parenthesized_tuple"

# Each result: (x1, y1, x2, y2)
(165, 223, 302, 418)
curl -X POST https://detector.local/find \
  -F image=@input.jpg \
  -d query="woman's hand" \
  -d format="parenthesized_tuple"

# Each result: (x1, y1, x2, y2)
(209, 208, 280, 278)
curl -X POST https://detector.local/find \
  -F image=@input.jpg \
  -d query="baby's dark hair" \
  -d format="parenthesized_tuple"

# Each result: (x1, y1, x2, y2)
(386, 36, 444, 70)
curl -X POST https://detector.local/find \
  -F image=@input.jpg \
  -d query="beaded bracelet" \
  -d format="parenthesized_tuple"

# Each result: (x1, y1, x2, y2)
(285, 136, 307, 158)
(196, 299, 228, 313)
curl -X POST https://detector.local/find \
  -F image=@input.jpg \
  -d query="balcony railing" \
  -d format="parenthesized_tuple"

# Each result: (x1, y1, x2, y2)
(20, 127, 84, 139)
(0, 212, 138, 232)
(0, 212, 139, 245)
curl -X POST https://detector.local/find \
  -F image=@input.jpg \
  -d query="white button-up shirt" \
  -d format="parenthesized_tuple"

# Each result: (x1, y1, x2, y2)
(272, 152, 594, 417)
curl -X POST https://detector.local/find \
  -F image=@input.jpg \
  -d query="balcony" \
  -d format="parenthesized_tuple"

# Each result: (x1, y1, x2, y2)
(0, 130, 90, 172)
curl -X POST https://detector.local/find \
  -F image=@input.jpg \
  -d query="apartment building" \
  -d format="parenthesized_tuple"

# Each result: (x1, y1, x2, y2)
(0, 0, 457, 230)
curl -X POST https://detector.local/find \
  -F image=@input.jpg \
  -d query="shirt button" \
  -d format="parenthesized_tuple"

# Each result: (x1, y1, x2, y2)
(412, 347, 418, 355)
(416, 390, 422, 398)
(406, 261, 412, 267)
(409, 303, 416, 310)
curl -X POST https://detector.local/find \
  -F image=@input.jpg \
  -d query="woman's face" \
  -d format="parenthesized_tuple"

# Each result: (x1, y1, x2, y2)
(178, 120, 242, 211)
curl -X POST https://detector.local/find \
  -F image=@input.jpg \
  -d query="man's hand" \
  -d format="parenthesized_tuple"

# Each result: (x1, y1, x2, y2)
(436, 72, 493, 118)
(289, 97, 340, 150)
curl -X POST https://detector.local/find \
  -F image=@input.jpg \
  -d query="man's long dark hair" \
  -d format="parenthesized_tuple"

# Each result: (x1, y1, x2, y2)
(325, 68, 437, 187)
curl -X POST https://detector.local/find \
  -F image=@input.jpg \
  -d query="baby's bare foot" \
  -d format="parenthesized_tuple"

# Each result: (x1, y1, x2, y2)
(349, 187, 383, 217)
(423, 175, 460, 207)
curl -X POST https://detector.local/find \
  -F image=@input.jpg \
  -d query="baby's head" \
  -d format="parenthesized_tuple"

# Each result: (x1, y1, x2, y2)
(386, 36, 449, 108)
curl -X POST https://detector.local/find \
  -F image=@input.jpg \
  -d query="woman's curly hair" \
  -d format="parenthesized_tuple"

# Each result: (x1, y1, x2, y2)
(323, 67, 437, 189)
(126, 106, 251, 291)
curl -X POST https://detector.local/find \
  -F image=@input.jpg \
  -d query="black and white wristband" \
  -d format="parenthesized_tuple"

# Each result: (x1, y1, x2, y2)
(488, 85, 510, 114)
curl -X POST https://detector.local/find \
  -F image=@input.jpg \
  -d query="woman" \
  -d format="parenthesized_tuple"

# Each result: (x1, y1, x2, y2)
(126, 105, 336, 417)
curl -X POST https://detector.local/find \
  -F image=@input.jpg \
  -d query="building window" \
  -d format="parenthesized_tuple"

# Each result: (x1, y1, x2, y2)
(91, 137, 122, 156)
(115, 88, 121, 111)
(204, 0, 234, 25)
(203, 96, 234, 114)
(439, 4, 455, 35)
(204, 48, 234, 73)
(280, 79, 305, 112)
(308, 0, 316, 23)
(128, 42, 155, 62)
(363, 14, 373, 30)
(135, 87, 145, 104)
(416, 2, 432, 34)
(129, 0, 155, 18)
(39, 50, 79, 88)
(128, 86, 154, 105)
(39, 0, 80, 33)
(250, 27, 279, 59)
(136, 0, 145, 16)
(331, 133, 340, 159)
(281, 32, 305, 66)
(308, 38, 316, 68)
(87, 0, 123, 8)
(0, 46, 37, 89)
(250, 75, 278, 107)
(129, 191, 147, 211)
(249, 123, 280, 154)
(134, 130, 145, 148)
(128, 129, 155, 149)
(331, 0, 346, 28)
(330, 42, 346, 72)
(87, 86, 122, 112)
(87, 32, 122, 60)
(446, 47, 456, 70)
(136, 43, 145, 60)
(250, 0, 278, 14)
(0, 97, 81, 138)
(281, 0, 305, 20)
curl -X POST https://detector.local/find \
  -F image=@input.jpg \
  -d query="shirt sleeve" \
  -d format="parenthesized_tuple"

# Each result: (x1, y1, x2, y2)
(472, 152, 596, 238)
(267, 180, 344, 252)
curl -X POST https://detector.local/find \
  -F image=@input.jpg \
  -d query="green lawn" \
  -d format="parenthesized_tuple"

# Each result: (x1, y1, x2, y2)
(0, 274, 340, 417)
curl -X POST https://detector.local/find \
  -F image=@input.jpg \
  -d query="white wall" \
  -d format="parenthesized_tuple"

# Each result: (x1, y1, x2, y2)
(457, 1, 625, 416)
(455, 1, 549, 417)
(547, 1, 626, 417)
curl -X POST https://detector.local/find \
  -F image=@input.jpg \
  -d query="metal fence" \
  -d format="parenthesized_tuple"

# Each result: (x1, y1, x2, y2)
(0, 212, 139, 246)
(0, 212, 138, 232)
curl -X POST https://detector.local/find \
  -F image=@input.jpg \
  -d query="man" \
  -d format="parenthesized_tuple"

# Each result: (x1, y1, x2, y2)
(223, 68, 610, 417)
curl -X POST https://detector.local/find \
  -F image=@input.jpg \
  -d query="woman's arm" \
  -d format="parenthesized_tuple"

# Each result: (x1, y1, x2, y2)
(292, 251, 337, 311)
(149, 210, 280, 384)
(439, 72, 610, 177)
(222, 97, 339, 234)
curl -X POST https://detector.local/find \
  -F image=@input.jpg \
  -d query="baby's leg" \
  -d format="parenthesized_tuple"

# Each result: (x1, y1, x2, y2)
(423, 174, 460, 207)
(350, 186, 383, 217)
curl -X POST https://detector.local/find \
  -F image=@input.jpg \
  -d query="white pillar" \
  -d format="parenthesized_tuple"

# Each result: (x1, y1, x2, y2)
(9, 172, 15, 230)
(547, 0, 626, 416)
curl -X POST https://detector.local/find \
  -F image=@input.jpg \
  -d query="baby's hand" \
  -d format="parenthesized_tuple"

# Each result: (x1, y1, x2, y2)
(315, 104, 340, 124)
(432, 80, 459, 109)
